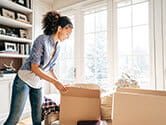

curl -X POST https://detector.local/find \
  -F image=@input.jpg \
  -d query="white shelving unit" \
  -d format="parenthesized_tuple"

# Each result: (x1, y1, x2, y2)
(0, 0, 33, 122)
(0, 0, 33, 58)
(0, 16, 32, 29)
(0, 53, 29, 58)
(0, 0, 32, 14)
(0, 34, 32, 43)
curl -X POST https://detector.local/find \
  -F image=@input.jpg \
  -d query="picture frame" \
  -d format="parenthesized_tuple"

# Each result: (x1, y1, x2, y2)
(16, 13, 28, 22)
(5, 42, 17, 52)
(16, 0, 27, 7)
(2, 8, 15, 19)
(20, 29, 28, 38)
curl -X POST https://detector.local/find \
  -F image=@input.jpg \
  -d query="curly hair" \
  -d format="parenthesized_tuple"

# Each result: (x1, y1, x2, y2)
(42, 11, 73, 35)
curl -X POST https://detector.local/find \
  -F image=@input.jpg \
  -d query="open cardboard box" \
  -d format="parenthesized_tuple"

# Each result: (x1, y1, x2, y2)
(45, 87, 166, 125)
(59, 84, 101, 125)
(112, 88, 166, 125)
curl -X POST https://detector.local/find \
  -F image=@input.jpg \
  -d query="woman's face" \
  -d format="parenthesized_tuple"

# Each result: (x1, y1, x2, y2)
(58, 26, 72, 42)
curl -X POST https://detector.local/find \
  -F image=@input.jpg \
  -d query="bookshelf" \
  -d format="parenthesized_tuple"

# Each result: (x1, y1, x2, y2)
(0, 0, 33, 71)
(0, 0, 33, 121)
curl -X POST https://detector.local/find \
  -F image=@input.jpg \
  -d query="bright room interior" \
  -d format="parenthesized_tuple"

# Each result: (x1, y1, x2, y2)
(0, 0, 166, 125)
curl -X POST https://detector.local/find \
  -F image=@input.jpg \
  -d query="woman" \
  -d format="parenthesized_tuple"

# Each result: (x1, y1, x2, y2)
(4, 11, 73, 125)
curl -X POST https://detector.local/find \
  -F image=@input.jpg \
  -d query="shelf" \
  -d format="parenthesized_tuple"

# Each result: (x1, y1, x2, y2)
(0, 53, 29, 58)
(0, 0, 32, 14)
(0, 73, 16, 81)
(0, 16, 32, 29)
(0, 34, 32, 44)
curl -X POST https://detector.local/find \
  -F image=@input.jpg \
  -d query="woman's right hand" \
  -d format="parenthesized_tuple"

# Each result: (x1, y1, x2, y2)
(53, 80, 68, 93)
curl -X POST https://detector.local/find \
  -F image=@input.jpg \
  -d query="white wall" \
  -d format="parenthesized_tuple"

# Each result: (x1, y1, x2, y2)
(53, 0, 83, 9)
(152, 0, 166, 90)
(163, 0, 166, 89)
(33, 0, 53, 39)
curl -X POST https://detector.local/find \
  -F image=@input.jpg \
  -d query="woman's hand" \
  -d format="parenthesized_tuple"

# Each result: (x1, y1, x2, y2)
(53, 80, 68, 93)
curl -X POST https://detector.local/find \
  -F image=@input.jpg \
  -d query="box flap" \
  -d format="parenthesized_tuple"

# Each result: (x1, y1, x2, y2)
(61, 87, 100, 98)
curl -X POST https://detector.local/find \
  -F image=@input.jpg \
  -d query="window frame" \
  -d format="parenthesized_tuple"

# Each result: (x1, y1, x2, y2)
(55, 0, 156, 90)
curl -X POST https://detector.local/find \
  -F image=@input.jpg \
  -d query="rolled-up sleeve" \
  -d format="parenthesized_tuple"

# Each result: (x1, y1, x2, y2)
(49, 63, 56, 71)
(30, 36, 44, 65)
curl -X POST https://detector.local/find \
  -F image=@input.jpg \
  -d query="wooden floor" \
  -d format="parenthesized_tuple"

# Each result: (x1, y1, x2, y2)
(17, 116, 45, 125)
(17, 116, 32, 125)
(17, 116, 112, 125)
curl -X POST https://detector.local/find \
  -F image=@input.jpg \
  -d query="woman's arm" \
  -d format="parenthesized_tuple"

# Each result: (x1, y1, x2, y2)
(49, 70, 58, 80)
(31, 63, 67, 92)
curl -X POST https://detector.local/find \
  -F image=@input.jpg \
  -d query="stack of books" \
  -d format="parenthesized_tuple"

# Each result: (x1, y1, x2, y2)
(0, 50, 19, 54)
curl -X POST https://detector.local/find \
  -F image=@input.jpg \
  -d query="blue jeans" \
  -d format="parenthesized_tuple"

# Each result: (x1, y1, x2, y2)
(4, 75, 42, 125)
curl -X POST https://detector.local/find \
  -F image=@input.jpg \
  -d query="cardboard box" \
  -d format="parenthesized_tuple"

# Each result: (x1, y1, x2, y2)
(112, 88, 166, 125)
(116, 88, 166, 96)
(59, 86, 101, 125)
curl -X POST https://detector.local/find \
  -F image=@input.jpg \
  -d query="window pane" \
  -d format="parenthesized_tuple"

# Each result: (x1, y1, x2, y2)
(96, 32, 107, 57)
(117, 6, 132, 28)
(133, 56, 149, 76)
(59, 59, 74, 82)
(118, 28, 132, 55)
(96, 57, 108, 81)
(84, 34, 95, 57)
(132, 0, 147, 4)
(95, 10, 107, 31)
(132, 2, 149, 26)
(84, 13, 95, 33)
(133, 56, 150, 85)
(117, 0, 131, 7)
(85, 58, 96, 82)
(117, 1, 150, 89)
(84, 9, 108, 87)
(133, 25, 149, 55)
(118, 55, 132, 73)
(60, 36, 74, 59)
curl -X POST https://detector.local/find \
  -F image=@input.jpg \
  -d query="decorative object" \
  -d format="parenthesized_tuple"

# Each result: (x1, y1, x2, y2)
(1, 8, 15, 19)
(6, 28, 19, 37)
(16, 12, 29, 23)
(19, 29, 28, 38)
(0, 28, 6, 35)
(114, 72, 139, 88)
(5, 42, 17, 52)
(4, 60, 16, 72)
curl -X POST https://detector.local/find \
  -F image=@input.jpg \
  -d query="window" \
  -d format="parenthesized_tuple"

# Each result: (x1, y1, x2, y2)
(54, 0, 154, 90)
(116, 0, 150, 88)
(83, 7, 108, 88)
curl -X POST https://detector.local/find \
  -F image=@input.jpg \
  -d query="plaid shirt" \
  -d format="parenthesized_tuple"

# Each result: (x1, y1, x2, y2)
(41, 96, 60, 121)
